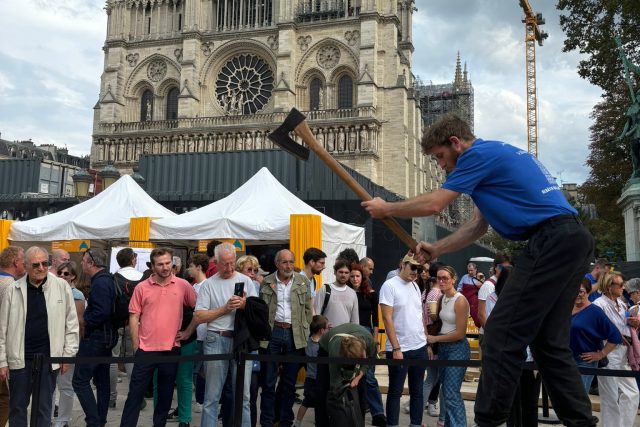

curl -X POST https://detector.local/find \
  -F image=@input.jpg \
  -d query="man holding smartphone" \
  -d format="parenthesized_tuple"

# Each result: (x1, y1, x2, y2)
(194, 242, 257, 427)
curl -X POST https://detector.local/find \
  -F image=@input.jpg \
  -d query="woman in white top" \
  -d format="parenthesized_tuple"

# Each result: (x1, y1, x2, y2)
(592, 271, 640, 427)
(427, 265, 470, 427)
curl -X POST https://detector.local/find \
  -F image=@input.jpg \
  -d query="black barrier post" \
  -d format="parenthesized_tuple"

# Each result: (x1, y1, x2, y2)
(30, 353, 45, 427)
(233, 351, 247, 427)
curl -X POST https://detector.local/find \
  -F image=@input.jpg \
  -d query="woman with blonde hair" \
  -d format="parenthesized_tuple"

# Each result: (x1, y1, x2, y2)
(427, 265, 470, 427)
(592, 271, 640, 426)
(237, 255, 261, 295)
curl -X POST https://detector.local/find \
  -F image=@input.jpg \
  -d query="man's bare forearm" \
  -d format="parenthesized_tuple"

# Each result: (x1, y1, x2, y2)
(432, 209, 489, 255)
(385, 189, 458, 218)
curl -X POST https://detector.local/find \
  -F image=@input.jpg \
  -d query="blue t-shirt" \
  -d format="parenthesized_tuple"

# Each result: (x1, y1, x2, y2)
(442, 139, 577, 240)
(569, 304, 622, 360)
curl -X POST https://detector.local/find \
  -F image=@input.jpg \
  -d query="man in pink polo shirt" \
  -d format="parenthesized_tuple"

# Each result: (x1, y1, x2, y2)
(120, 247, 197, 427)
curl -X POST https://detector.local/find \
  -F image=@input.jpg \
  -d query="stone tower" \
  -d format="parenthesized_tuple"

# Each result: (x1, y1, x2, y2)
(91, 0, 441, 198)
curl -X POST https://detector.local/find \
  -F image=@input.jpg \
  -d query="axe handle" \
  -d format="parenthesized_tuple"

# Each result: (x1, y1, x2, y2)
(293, 120, 419, 251)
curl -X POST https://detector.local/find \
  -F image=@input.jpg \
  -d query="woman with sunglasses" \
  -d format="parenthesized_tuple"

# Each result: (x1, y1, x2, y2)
(52, 261, 85, 427)
(236, 255, 262, 427)
(426, 266, 469, 427)
(348, 263, 386, 427)
(592, 271, 640, 426)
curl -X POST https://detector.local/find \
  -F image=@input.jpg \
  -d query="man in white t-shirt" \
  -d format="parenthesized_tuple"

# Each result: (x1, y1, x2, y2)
(194, 243, 257, 427)
(379, 255, 428, 427)
(314, 259, 359, 327)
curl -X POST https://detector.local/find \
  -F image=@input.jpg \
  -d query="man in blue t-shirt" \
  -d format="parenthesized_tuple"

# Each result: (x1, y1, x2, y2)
(362, 114, 597, 427)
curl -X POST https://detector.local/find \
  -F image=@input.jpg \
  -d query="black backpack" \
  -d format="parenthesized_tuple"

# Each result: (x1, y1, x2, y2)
(112, 272, 142, 328)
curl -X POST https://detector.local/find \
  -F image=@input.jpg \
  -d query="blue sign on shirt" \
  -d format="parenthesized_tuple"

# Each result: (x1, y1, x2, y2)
(442, 139, 577, 240)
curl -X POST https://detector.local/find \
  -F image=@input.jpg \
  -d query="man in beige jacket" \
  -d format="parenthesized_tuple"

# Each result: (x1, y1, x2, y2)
(0, 246, 79, 427)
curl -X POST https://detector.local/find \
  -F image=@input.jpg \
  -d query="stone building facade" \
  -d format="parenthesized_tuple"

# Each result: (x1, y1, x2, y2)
(90, 0, 443, 198)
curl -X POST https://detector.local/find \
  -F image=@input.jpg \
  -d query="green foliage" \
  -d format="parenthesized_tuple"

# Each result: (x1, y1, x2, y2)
(557, 0, 640, 93)
(557, 0, 640, 259)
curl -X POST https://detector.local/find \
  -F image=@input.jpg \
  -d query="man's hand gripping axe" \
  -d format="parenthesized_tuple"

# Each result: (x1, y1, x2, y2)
(268, 108, 418, 250)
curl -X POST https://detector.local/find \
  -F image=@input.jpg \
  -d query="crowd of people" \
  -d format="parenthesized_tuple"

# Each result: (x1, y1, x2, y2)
(1, 241, 637, 427)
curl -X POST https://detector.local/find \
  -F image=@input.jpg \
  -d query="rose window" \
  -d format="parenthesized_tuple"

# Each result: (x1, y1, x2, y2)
(216, 54, 274, 115)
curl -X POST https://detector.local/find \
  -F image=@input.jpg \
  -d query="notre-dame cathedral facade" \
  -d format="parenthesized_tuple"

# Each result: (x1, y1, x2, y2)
(90, 0, 444, 197)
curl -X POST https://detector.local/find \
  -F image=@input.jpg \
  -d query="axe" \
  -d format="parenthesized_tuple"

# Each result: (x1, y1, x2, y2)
(269, 108, 419, 251)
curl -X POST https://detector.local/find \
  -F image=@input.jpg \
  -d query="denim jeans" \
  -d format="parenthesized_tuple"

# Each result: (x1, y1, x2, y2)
(362, 327, 384, 417)
(439, 339, 470, 427)
(9, 359, 57, 427)
(53, 364, 75, 426)
(385, 345, 427, 427)
(363, 365, 385, 417)
(259, 326, 303, 427)
(576, 359, 597, 394)
(72, 328, 117, 427)
(120, 347, 179, 427)
(201, 331, 252, 427)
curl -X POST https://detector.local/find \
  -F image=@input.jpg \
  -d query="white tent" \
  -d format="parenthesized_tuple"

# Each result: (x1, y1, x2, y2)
(9, 175, 177, 241)
(150, 167, 366, 282)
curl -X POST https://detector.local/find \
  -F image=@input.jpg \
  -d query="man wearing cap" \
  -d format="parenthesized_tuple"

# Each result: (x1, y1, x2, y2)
(73, 248, 118, 427)
(378, 255, 427, 427)
(363, 114, 597, 427)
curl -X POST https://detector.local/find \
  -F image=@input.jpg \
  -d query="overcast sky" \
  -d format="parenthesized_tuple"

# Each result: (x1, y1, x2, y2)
(0, 0, 602, 184)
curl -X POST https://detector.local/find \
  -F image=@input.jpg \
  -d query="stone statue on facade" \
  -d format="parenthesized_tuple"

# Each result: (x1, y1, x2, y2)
(359, 125, 369, 152)
(318, 86, 324, 110)
(145, 100, 152, 121)
(615, 36, 640, 181)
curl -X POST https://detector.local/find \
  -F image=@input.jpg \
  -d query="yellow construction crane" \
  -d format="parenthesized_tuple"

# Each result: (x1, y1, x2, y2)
(519, 0, 548, 158)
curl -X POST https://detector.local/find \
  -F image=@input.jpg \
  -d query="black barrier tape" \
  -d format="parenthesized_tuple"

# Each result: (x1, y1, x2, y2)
(41, 352, 640, 378)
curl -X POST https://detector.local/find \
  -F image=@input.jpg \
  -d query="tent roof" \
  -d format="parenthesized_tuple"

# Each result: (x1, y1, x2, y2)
(9, 175, 176, 241)
(150, 167, 365, 246)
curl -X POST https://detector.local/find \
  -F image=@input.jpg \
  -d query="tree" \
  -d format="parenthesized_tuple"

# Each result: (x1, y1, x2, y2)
(558, 0, 640, 93)
(557, 0, 640, 258)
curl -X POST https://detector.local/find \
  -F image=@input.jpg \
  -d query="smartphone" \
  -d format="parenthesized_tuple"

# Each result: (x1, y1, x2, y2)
(234, 282, 244, 297)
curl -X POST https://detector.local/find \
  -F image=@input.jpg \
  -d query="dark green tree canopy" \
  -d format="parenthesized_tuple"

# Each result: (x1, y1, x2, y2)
(558, 0, 640, 92)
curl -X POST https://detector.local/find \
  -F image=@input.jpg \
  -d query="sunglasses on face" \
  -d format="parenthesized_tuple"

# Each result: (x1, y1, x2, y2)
(85, 249, 97, 265)
(407, 264, 419, 271)
(58, 271, 71, 277)
(31, 261, 49, 269)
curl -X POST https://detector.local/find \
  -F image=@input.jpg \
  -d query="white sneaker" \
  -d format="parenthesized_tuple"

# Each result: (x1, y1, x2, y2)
(193, 403, 203, 413)
(427, 403, 439, 416)
(403, 403, 410, 414)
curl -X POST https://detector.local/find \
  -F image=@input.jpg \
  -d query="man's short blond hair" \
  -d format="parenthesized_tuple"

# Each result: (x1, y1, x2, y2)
(0, 246, 23, 269)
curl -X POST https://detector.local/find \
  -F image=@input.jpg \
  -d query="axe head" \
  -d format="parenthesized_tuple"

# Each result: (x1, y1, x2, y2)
(268, 108, 310, 161)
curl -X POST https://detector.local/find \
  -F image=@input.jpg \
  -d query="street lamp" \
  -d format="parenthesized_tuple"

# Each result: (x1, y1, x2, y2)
(99, 164, 121, 190)
(72, 169, 93, 199)
(131, 167, 146, 187)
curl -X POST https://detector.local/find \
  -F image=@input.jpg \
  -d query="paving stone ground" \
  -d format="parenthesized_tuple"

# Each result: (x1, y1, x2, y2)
(52, 367, 638, 427)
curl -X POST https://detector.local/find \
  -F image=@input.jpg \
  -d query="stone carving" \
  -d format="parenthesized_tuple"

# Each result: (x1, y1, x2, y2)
(147, 59, 167, 82)
(145, 100, 152, 121)
(615, 36, 640, 180)
(317, 45, 340, 69)
(201, 42, 214, 56)
(174, 48, 183, 62)
(344, 30, 360, 46)
(267, 35, 278, 50)
(109, 143, 116, 161)
(359, 125, 369, 151)
(297, 35, 312, 52)
(318, 86, 324, 109)
(126, 53, 139, 67)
